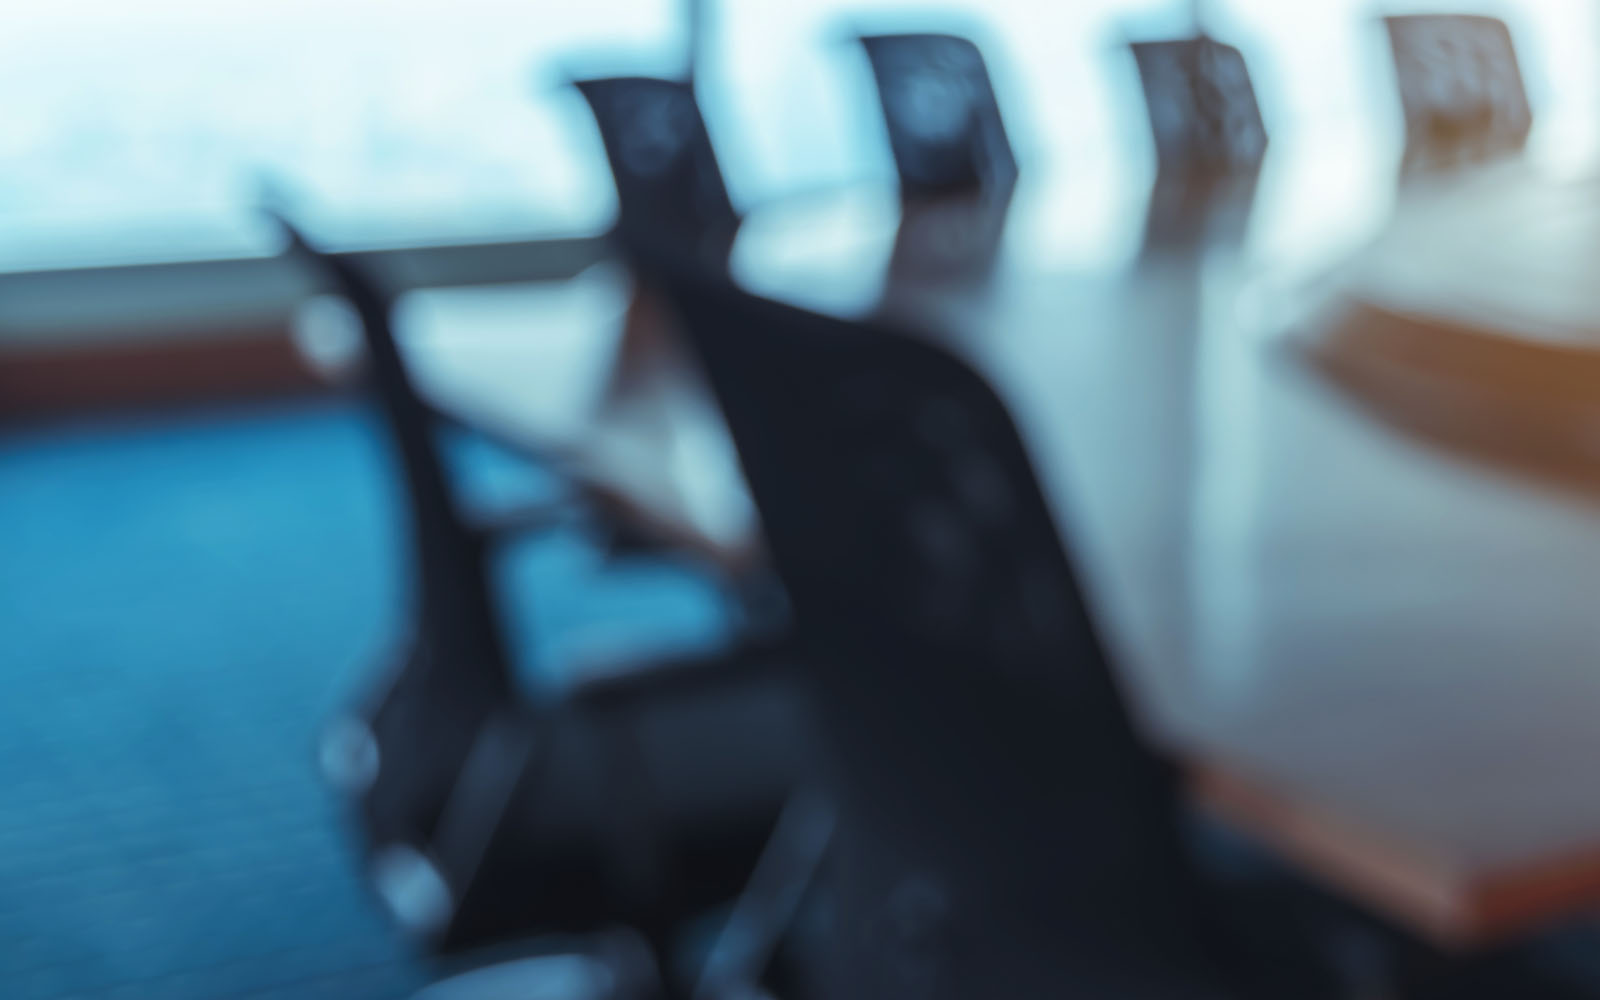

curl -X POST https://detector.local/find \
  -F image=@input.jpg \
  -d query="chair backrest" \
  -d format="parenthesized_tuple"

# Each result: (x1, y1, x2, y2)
(647, 259, 1240, 996)
(277, 222, 513, 691)
(858, 33, 1018, 197)
(573, 76, 740, 263)
(1384, 14, 1532, 167)
(279, 221, 522, 918)
(1131, 36, 1267, 173)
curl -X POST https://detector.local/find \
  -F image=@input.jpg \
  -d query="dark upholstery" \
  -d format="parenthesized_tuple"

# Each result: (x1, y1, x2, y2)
(646, 258, 1280, 998)
(858, 33, 1018, 197)
(573, 76, 739, 264)
(1384, 14, 1532, 168)
(1130, 36, 1267, 173)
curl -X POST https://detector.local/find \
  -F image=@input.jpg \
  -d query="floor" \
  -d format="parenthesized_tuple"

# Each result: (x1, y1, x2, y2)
(0, 397, 731, 999)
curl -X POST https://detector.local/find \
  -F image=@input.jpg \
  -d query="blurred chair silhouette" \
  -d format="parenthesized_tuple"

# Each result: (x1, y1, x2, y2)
(1384, 14, 1532, 171)
(573, 76, 740, 267)
(273, 221, 557, 932)
(271, 219, 810, 993)
(642, 256, 1351, 998)
(1130, 35, 1267, 174)
(857, 32, 1018, 198)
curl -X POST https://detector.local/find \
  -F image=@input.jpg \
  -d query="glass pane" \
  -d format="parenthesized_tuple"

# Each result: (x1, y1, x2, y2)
(0, 0, 679, 268)
(3, 0, 1595, 270)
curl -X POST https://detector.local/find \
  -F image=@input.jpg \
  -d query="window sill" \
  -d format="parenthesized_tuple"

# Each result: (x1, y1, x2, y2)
(0, 231, 610, 420)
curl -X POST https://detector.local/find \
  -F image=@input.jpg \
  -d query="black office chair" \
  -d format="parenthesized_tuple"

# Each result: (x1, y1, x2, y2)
(573, 76, 740, 267)
(639, 254, 1350, 998)
(271, 220, 811, 980)
(274, 222, 537, 888)
(1384, 14, 1532, 171)
(857, 32, 1018, 198)
(1130, 35, 1268, 174)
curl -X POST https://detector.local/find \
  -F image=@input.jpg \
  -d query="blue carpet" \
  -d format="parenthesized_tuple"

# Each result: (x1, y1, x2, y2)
(0, 398, 733, 999)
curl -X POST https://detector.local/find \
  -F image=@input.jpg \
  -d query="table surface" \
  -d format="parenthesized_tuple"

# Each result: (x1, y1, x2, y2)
(398, 124, 1600, 947)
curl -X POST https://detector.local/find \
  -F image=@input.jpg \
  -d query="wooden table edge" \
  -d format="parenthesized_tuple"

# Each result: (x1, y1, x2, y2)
(1189, 762, 1600, 948)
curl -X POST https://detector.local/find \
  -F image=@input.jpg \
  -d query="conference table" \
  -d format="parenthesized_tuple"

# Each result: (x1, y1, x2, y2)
(396, 124, 1600, 949)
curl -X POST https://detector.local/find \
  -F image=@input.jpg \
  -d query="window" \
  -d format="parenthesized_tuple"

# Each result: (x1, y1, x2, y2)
(0, 1, 678, 269)
(1, 1, 1593, 272)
